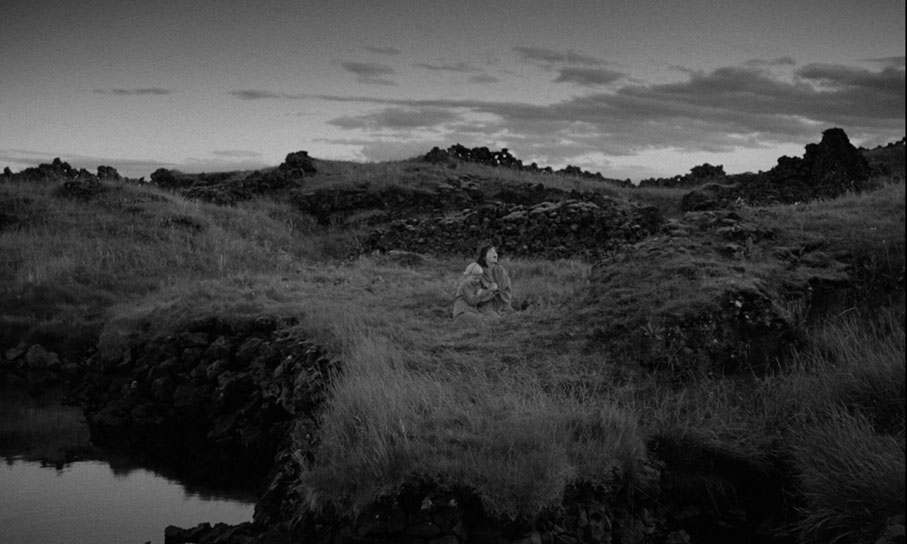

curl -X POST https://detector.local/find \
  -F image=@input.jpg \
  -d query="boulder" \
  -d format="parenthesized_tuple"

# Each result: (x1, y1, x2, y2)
(96, 165, 122, 181)
(279, 150, 317, 178)
(801, 127, 873, 197)
(680, 128, 875, 211)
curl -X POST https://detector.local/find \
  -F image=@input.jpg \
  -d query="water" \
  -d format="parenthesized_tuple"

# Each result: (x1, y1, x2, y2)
(0, 458, 255, 544)
(0, 388, 256, 544)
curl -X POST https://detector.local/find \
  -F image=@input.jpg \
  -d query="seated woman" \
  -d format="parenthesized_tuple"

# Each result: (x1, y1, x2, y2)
(475, 245, 513, 314)
(452, 262, 500, 322)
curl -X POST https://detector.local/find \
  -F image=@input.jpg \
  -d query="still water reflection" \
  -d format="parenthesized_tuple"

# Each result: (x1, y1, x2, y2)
(0, 388, 256, 544)
(0, 459, 255, 544)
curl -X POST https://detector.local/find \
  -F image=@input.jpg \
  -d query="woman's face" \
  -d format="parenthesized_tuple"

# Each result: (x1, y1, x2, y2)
(486, 247, 499, 265)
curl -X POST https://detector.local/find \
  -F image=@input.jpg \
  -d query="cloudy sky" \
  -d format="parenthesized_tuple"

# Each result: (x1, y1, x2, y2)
(1, 0, 904, 181)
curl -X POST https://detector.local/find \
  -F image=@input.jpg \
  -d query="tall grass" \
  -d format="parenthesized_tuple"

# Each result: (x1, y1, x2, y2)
(790, 410, 904, 544)
(0, 179, 355, 354)
(298, 332, 644, 520)
(630, 306, 905, 542)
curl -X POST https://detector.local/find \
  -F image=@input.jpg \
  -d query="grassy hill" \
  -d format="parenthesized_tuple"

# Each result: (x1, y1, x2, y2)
(1, 149, 904, 543)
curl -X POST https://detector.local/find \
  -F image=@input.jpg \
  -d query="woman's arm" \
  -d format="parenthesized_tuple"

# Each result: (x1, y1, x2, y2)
(493, 265, 513, 307)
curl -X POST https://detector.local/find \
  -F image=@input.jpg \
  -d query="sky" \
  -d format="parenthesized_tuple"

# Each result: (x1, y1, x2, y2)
(1, 0, 904, 182)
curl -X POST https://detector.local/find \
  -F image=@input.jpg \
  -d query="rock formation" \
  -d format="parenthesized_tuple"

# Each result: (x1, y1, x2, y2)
(148, 150, 318, 206)
(72, 315, 338, 486)
(639, 163, 727, 188)
(422, 144, 632, 187)
(681, 128, 875, 211)
(365, 198, 662, 260)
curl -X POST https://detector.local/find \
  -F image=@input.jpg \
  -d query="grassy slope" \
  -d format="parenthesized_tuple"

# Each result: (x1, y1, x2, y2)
(1, 161, 903, 541)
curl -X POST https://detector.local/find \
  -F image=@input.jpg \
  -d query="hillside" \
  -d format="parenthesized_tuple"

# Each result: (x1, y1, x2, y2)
(1, 130, 904, 544)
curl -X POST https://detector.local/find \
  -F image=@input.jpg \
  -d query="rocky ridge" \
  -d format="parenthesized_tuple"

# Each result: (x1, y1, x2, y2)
(681, 128, 878, 211)
(149, 150, 318, 206)
(364, 197, 662, 260)
(422, 144, 633, 187)
(70, 315, 337, 486)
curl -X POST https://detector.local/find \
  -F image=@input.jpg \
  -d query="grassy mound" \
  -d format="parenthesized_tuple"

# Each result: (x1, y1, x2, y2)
(1, 158, 903, 541)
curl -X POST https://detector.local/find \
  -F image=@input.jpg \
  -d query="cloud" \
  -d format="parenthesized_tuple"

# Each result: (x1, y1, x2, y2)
(514, 46, 603, 67)
(796, 63, 904, 98)
(212, 149, 263, 158)
(341, 61, 397, 85)
(744, 57, 796, 67)
(312, 60, 904, 169)
(413, 62, 501, 84)
(468, 73, 500, 84)
(863, 56, 905, 68)
(317, 138, 440, 162)
(364, 46, 402, 55)
(93, 88, 172, 96)
(413, 61, 477, 73)
(328, 107, 461, 130)
(553, 67, 625, 86)
(229, 89, 284, 100)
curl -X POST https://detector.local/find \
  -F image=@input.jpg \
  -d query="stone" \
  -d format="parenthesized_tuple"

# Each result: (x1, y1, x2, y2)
(680, 128, 873, 211)
(512, 532, 542, 544)
(428, 536, 460, 544)
(875, 513, 906, 544)
(165, 522, 212, 543)
(96, 165, 122, 180)
(4, 344, 26, 360)
(280, 150, 317, 177)
(24, 345, 60, 368)
(665, 529, 691, 544)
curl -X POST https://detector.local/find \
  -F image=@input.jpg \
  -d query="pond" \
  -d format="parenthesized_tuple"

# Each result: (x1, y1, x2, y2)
(0, 387, 257, 544)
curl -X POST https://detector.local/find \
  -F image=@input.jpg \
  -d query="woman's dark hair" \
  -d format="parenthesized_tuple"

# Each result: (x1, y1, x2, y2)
(476, 245, 495, 268)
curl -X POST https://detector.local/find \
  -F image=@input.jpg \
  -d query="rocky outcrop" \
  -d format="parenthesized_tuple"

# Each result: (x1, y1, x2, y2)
(167, 477, 679, 544)
(2, 158, 95, 183)
(1, 342, 83, 393)
(167, 460, 795, 544)
(73, 315, 339, 486)
(577, 208, 866, 377)
(148, 151, 318, 206)
(364, 198, 663, 260)
(96, 165, 122, 181)
(862, 137, 906, 179)
(639, 163, 728, 189)
(681, 128, 875, 211)
(291, 174, 607, 227)
(293, 184, 463, 226)
(797, 127, 873, 198)
(54, 177, 107, 200)
(422, 144, 632, 187)
(278, 150, 317, 177)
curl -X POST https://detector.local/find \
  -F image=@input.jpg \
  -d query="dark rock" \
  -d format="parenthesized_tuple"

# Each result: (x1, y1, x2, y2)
(681, 128, 875, 211)
(24, 344, 60, 369)
(150, 168, 188, 188)
(279, 150, 317, 178)
(165, 522, 212, 543)
(802, 127, 873, 197)
(55, 178, 105, 200)
(363, 198, 663, 260)
(96, 165, 122, 181)
(182, 185, 252, 206)
(640, 163, 728, 189)
(420, 144, 630, 187)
